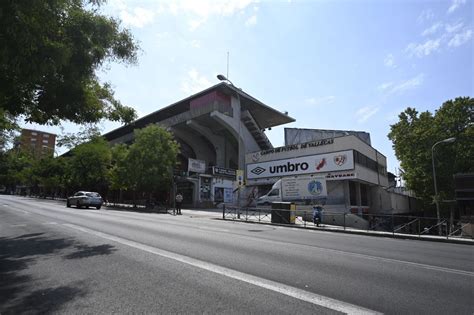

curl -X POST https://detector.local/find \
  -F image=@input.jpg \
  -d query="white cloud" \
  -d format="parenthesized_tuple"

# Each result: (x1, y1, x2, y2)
(304, 96, 336, 106)
(448, 29, 473, 47)
(188, 18, 206, 31)
(190, 40, 201, 48)
(447, 0, 466, 14)
(110, 0, 257, 31)
(379, 74, 425, 95)
(355, 106, 379, 123)
(245, 15, 257, 27)
(378, 82, 394, 91)
(181, 69, 212, 95)
(445, 22, 464, 33)
(417, 9, 434, 24)
(174, 0, 255, 17)
(166, 0, 256, 30)
(384, 54, 396, 68)
(405, 38, 442, 57)
(421, 22, 443, 36)
(120, 7, 155, 28)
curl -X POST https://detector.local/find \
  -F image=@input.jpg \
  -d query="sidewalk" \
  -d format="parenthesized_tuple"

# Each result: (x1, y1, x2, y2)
(16, 196, 473, 245)
(218, 213, 474, 245)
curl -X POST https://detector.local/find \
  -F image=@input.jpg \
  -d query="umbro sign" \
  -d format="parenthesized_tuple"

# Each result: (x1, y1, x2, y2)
(250, 166, 266, 175)
(246, 150, 354, 179)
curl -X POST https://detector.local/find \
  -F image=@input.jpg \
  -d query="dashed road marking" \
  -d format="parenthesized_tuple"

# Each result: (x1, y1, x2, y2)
(63, 223, 381, 315)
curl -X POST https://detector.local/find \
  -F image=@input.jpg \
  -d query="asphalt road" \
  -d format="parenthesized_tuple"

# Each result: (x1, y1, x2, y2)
(1, 195, 473, 314)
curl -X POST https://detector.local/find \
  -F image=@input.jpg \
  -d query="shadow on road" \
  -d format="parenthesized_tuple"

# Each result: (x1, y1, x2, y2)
(0, 232, 116, 313)
(64, 244, 117, 259)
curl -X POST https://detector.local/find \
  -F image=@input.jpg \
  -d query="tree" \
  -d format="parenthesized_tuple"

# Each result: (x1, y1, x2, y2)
(388, 97, 474, 209)
(0, 149, 34, 193)
(109, 143, 130, 191)
(31, 156, 68, 197)
(126, 125, 179, 199)
(67, 137, 111, 193)
(57, 125, 103, 149)
(0, 0, 139, 128)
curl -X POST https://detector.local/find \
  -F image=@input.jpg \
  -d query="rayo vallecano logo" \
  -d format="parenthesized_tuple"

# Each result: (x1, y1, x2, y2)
(250, 166, 266, 175)
(334, 154, 347, 166)
(251, 152, 261, 162)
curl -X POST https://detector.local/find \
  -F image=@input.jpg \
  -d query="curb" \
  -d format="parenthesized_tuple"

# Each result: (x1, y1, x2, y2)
(217, 218, 474, 246)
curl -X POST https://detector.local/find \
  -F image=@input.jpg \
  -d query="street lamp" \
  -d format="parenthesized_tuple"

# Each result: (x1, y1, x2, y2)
(217, 74, 244, 209)
(431, 137, 456, 234)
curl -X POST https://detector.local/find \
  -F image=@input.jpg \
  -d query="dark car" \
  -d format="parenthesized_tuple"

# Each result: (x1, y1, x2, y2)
(67, 191, 103, 209)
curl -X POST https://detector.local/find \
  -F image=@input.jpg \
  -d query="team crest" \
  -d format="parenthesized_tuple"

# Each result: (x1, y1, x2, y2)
(252, 152, 261, 162)
(334, 154, 346, 166)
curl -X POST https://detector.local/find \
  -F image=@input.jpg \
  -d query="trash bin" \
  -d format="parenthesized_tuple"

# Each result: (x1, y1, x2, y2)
(271, 202, 296, 224)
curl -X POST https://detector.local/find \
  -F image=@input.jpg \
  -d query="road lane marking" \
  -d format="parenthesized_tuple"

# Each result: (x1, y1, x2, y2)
(198, 227, 230, 233)
(63, 223, 381, 315)
(219, 226, 474, 277)
(10, 224, 27, 227)
(42, 222, 58, 225)
(4, 198, 470, 278)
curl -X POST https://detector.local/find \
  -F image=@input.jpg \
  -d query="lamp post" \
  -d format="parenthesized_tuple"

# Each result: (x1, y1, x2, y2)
(217, 74, 243, 209)
(431, 137, 456, 235)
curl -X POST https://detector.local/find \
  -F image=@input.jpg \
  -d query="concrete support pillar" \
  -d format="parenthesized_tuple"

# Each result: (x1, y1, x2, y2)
(355, 182, 362, 215)
(343, 180, 351, 212)
(186, 120, 226, 167)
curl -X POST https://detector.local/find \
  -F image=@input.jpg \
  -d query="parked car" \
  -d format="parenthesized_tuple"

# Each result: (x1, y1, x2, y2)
(67, 191, 103, 209)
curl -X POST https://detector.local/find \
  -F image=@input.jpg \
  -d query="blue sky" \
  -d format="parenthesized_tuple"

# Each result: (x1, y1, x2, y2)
(24, 0, 473, 173)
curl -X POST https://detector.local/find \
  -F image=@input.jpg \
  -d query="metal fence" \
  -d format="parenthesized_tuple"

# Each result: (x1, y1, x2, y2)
(222, 205, 473, 240)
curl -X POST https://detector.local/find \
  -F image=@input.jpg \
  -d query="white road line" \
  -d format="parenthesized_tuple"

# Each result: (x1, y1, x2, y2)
(42, 222, 58, 225)
(198, 227, 230, 233)
(10, 224, 27, 227)
(222, 225, 474, 277)
(62, 223, 381, 315)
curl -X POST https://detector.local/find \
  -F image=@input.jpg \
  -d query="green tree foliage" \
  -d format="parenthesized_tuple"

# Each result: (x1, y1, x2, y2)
(0, 0, 139, 127)
(31, 156, 68, 196)
(57, 125, 103, 149)
(109, 143, 129, 191)
(126, 125, 179, 194)
(67, 137, 111, 193)
(388, 97, 474, 208)
(0, 149, 34, 192)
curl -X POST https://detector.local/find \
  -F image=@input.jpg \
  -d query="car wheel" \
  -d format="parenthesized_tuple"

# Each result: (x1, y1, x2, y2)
(96, 206, 101, 210)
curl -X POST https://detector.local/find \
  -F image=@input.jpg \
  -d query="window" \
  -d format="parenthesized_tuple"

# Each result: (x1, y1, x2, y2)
(43, 134, 49, 138)
(86, 192, 101, 197)
(31, 138, 37, 142)
(360, 184, 368, 206)
(349, 181, 357, 205)
(31, 132, 37, 136)
(42, 139, 48, 144)
(268, 189, 279, 197)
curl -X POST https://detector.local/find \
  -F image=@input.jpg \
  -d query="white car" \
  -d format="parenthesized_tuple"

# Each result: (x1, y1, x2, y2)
(67, 191, 103, 209)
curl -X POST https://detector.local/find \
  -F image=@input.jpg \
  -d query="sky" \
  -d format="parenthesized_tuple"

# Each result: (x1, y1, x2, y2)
(23, 0, 473, 173)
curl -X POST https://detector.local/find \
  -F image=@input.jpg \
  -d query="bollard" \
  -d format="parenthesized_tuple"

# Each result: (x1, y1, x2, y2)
(391, 214, 394, 236)
(222, 204, 225, 220)
(343, 213, 346, 230)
